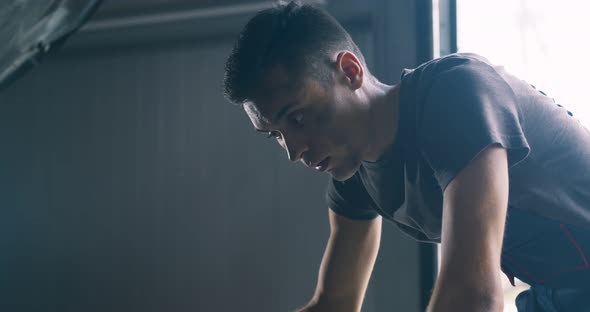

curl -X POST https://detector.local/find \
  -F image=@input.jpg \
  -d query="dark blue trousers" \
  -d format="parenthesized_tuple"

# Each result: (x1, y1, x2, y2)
(515, 285, 590, 312)
(501, 208, 590, 311)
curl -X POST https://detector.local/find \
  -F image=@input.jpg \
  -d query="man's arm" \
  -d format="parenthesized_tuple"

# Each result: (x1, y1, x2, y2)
(427, 144, 508, 312)
(298, 209, 382, 312)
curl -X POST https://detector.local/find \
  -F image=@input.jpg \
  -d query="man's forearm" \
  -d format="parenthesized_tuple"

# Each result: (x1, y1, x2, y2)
(302, 212, 381, 312)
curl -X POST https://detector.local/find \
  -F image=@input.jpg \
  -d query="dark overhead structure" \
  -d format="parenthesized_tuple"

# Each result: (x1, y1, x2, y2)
(0, 0, 102, 89)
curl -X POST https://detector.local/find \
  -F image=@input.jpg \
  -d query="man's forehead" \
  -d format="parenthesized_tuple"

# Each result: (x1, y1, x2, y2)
(244, 102, 271, 128)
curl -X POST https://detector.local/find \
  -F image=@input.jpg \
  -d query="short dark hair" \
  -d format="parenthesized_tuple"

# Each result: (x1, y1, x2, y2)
(223, 1, 366, 104)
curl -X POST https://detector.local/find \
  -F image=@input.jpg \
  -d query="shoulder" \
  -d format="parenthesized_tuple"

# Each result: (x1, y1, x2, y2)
(400, 53, 505, 107)
(404, 53, 497, 85)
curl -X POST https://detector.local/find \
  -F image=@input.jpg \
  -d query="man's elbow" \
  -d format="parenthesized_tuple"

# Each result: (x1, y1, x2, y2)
(467, 292, 504, 312)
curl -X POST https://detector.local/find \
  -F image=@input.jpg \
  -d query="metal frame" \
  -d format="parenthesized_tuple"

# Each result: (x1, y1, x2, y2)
(415, 1, 437, 308)
(439, 0, 457, 56)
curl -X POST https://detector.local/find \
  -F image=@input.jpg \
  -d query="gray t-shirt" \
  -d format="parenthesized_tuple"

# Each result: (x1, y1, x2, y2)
(326, 53, 590, 244)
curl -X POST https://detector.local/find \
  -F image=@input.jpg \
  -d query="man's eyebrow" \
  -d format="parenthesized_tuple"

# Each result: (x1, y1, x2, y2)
(251, 101, 299, 133)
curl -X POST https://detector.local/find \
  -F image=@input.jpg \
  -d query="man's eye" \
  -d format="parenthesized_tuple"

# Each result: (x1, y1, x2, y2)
(290, 111, 304, 127)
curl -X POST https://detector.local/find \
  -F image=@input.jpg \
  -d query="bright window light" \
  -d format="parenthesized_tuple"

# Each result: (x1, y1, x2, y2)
(457, 0, 590, 128)
(454, 1, 590, 311)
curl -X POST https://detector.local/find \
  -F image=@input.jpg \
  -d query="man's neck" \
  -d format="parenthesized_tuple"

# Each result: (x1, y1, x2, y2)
(363, 80, 401, 162)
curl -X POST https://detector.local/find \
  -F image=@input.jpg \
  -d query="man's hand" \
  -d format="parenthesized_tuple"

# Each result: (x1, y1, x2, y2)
(294, 302, 323, 312)
(428, 144, 508, 312)
(295, 304, 315, 312)
(295, 295, 357, 312)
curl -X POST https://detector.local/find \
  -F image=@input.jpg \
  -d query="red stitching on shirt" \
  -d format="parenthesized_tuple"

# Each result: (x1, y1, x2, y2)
(504, 224, 589, 284)
(560, 224, 589, 267)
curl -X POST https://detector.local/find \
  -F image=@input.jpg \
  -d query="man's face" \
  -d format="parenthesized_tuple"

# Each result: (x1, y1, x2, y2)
(244, 65, 369, 181)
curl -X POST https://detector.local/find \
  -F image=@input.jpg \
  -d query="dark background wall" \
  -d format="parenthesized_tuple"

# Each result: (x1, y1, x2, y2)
(0, 1, 431, 311)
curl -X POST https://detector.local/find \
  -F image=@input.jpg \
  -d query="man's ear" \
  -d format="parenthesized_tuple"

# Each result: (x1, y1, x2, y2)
(336, 51, 363, 90)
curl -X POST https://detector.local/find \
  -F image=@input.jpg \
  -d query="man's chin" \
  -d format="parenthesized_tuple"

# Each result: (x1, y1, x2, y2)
(327, 164, 359, 182)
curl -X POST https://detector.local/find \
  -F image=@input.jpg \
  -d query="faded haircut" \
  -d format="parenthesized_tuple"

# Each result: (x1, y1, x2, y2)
(223, 1, 366, 104)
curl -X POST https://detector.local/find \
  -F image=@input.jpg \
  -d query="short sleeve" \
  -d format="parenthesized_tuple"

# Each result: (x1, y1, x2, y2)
(325, 174, 379, 220)
(419, 57, 530, 192)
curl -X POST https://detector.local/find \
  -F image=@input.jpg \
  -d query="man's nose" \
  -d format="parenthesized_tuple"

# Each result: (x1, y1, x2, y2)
(280, 135, 307, 162)
(287, 146, 304, 162)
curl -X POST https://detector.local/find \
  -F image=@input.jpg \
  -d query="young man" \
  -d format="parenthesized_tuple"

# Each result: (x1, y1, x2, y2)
(223, 2, 590, 311)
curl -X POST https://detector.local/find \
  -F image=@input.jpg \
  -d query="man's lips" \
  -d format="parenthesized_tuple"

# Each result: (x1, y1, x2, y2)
(314, 157, 330, 172)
